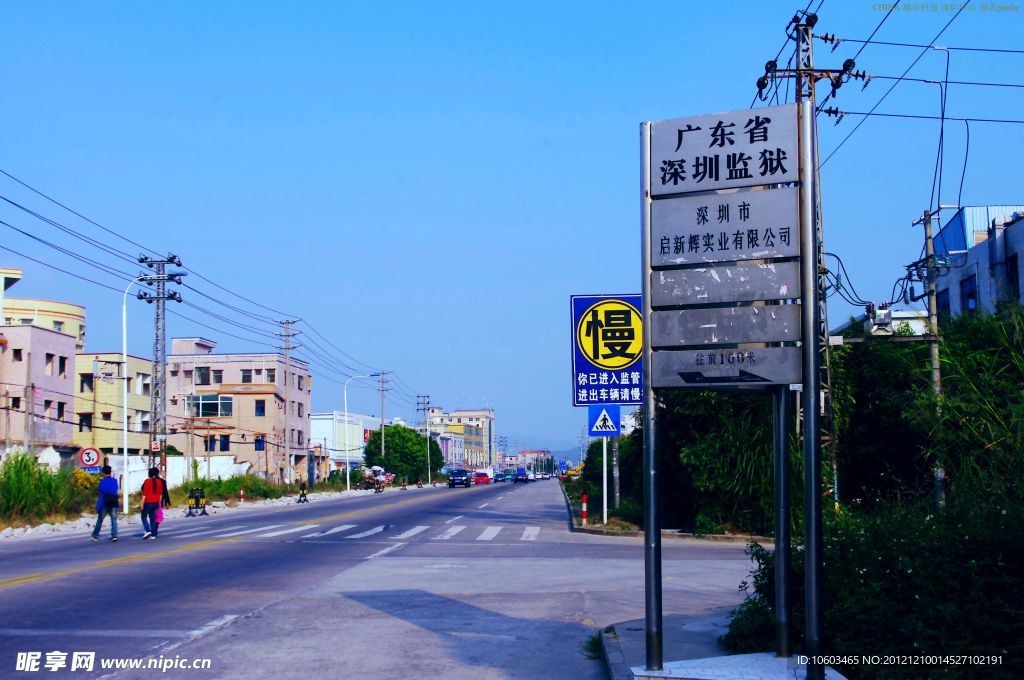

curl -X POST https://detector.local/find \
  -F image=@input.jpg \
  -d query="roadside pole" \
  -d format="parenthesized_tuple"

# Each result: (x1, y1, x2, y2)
(773, 385, 791, 657)
(612, 435, 620, 508)
(602, 435, 608, 525)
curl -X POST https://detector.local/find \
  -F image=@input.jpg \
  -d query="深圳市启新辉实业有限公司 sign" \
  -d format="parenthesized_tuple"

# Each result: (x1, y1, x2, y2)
(571, 294, 643, 407)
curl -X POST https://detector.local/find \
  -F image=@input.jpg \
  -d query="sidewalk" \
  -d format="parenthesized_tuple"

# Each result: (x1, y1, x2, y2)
(601, 611, 847, 680)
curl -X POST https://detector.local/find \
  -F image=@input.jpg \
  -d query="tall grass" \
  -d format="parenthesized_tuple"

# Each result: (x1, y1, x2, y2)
(0, 453, 93, 521)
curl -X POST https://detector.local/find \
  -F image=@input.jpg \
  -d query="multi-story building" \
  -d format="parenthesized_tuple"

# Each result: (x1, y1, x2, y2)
(0, 268, 81, 459)
(934, 209, 1023, 318)
(73, 353, 153, 455)
(426, 406, 495, 467)
(0, 324, 76, 456)
(1, 267, 87, 350)
(165, 337, 314, 482)
(414, 424, 465, 468)
(310, 411, 397, 470)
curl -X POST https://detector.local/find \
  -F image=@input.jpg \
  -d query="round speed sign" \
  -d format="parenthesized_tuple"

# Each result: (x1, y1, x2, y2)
(79, 448, 101, 467)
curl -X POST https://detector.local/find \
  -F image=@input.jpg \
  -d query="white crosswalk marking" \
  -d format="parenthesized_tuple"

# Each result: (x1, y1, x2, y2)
(433, 525, 466, 540)
(476, 526, 502, 541)
(302, 525, 355, 538)
(212, 525, 284, 538)
(256, 525, 317, 538)
(392, 526, 429, 539)
(172, 525, 246, 539)
(345, 525, 385, 539)
(478, 503, 489, 508)
(444, 515, 463, 524)
(521, 527, 540, 541)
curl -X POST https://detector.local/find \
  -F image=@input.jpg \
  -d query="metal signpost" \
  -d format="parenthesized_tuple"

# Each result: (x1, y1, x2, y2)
(641, 101, 809, 671)
(588, 404, 620, 526)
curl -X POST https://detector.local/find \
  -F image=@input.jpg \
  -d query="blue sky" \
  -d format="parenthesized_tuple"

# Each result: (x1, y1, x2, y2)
(1, 1, 1021, 451)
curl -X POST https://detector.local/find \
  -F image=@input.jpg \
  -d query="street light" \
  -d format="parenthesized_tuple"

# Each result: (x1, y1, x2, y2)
(343, 373, 379, 492)
(121, 275, 147, 514)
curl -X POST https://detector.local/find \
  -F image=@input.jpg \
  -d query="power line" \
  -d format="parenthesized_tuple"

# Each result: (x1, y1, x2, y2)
(816, 1, 899, 114)
(820, 1, 971, 167)
(750, 0, 818, 108)
(823, 109, 1024, 124)
(864, 74, 1024, 89)
(818, 35, 1024, 55)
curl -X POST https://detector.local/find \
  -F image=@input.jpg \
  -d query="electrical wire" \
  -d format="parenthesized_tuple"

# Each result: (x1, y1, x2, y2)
(827, 110, 1024, 124)
(816, 1, 899, 114)
(820, 2, 970, 167)
(750, 0, 818, 108)
(957, 119, 970, 207)
(820, 36, 1024, 55)
(865, 74, 1024, 89)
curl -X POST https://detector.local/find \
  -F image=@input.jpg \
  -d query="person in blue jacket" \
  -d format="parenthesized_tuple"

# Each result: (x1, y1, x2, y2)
(91, 465, 119, 542)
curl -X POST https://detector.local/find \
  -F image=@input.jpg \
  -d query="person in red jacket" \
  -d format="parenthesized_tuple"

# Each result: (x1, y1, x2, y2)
(139, 467, 166, 540)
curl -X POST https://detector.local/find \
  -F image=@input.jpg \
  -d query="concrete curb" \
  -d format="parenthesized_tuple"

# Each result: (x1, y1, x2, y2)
(601, 626, 633, 680)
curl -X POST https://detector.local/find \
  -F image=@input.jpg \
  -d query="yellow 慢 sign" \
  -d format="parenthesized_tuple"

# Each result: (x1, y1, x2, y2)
(575, 299, 643, 371)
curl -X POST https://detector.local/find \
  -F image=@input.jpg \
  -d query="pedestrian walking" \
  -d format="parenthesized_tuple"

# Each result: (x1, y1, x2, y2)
(154, 469, 171, 535)
(139, 467, 167, 540)
(91, 465, 119, 542)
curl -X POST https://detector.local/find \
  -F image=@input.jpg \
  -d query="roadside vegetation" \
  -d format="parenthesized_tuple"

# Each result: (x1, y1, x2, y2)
(0, 453, 96, 528)
(565, 305, 1024, 678)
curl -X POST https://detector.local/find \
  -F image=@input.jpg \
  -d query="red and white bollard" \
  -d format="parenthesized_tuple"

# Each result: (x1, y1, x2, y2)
(581, 494, 588, 528)
(240, 487, 245, 503)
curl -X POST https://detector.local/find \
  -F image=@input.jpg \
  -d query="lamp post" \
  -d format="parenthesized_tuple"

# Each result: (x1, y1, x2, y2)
(121, 275, 146, 514)
(343, 373, 379, 492)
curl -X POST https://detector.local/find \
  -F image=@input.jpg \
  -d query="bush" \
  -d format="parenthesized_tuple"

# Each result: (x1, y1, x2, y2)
(185, 474, 295, 501)
(0, 453, 93, 521)
(722, 502, 1024, 678)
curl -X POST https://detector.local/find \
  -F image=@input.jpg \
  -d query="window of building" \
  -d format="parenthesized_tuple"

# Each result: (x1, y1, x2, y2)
(195, 366, 210, 385)
(297, 375, 305, 390)
(212, 369, 223, 385)
(57, 356, 67, 377)
(1008, 253, 1020, 301)
(126, 377, 133, 393)
(20, 318, 32, 325)
(289, 429, 295, 444)
(53, 321, 64, 333)
(265, 368, 276, 384)
(204, 435, 216, 452)
(80, 373, 94, 393)
(255, 399, 266, 417)
(137, 373, 151, 396)
(43, 399, 53, 417)
(241, 369, 252, 384)
(960, 275, 978, 313)
(220, 434, 230, 452)
(78, 413, 92, 432)
(936, 288, 951, 321)
(183, 369, 192, 381)
(45, 353, 55, 376)
(297, 403, 304, 418)
(101, 412, 112, 421)
(12, 349, 22, 362)
(57, 402, 65, 421)
(11, 396, 21, 410)
(255, 434, 265, 451)
(187, 394, 233, 418)
(297, 430, 304, 446)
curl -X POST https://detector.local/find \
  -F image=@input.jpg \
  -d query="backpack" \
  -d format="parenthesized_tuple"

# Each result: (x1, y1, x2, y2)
(102, 489, 118, 509)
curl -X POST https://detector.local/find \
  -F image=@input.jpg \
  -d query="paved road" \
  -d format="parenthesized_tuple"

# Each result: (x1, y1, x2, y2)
(1, 480, 752, 679)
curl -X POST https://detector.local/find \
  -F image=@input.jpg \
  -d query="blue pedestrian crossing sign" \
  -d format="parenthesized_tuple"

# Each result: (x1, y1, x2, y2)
(588, 404, 620, 437)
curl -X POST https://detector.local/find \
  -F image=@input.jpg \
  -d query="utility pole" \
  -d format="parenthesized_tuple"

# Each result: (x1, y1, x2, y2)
(417, 394, 431, 484)
(910, 206, 953, 506)
(378, 371, 391, 462)
(276, 320, 301, 485)
(612, 434, 620, 508)
(3, 390, 10, 452)
(137, 254, 184, 473)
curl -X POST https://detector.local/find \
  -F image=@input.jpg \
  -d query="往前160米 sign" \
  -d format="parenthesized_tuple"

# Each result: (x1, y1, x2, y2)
(650, 104, 797, 196)
(571, 295, 643, 406)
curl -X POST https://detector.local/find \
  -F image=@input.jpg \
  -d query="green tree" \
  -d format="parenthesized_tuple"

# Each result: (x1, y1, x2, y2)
(363, 425, 443, 483)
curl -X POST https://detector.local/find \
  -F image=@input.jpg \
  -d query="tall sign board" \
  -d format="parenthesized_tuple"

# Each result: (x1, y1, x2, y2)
(570, 295, 643, 406)
(644, 104, 801, 388)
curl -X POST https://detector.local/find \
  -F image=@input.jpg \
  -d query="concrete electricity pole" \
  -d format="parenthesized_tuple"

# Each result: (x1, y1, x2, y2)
(137, 254, 184, 472)
(377, 371, 391, 462)
(417, 394, 431, 484)
(276, 320, 301, 484)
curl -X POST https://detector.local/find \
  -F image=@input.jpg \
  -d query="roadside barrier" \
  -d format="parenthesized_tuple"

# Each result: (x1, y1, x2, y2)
(297, 482, 309, 504)
(582, 494, 588, 527)
(185, 488, 209, 517)
(240, 487, 244, 503)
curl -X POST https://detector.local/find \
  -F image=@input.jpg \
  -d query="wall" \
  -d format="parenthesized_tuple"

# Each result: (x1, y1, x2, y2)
(0, 324, 76, 450)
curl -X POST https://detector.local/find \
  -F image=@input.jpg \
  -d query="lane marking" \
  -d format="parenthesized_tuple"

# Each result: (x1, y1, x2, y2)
(444, 515, 463, 524)
(256, 525, 317, 538)
(192, 614, 239, 637)
(0, 628, 190, 638)
(392, 526, 429, 539)
(0, 536, 243, 590)
(476, 526, 502, 541)
(171, 525, 247, 539)
(432, 525, 466, 540)
(345, 525, 385, 539)
(478, 503, 490, 509)
(212, 525, 284, 538)
(366, 543, 405, 560)
(521, 527, 540, 541)
(302, 525, 355, 538)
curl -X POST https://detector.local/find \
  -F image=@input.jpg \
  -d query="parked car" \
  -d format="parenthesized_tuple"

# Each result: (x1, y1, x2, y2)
(448, 469, 471, 488)
(513, 468, 529, 484)
(474, 471, 490, 485)
(527, 471, 536, 481)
